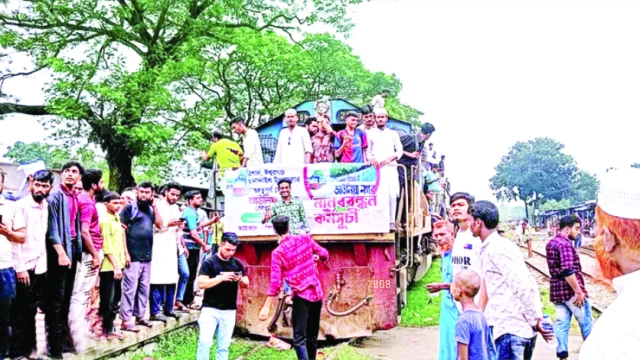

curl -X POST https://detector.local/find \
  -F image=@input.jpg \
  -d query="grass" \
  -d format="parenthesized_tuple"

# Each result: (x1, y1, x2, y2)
(126, 325, 372, 360)
(400, 257, 442, 327)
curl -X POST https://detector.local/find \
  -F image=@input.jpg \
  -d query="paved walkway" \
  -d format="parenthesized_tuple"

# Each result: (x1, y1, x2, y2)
(357, 326, 584, 360)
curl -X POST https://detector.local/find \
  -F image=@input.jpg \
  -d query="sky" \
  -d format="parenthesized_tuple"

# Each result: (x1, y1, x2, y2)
(1, 0, 639, 201)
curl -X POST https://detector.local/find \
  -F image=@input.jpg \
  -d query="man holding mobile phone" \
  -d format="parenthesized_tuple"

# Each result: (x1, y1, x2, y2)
(196, 232, 248, 360)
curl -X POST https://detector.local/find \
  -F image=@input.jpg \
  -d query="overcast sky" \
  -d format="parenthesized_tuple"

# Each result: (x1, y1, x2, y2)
(1, 0, 639, 201)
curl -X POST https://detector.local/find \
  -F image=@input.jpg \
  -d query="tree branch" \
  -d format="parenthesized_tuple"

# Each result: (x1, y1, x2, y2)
(0, 103, 51, 116)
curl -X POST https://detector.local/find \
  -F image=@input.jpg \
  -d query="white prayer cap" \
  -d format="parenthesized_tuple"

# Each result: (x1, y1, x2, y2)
(374, 108, 388, 116)
(597, 168, 640, 220)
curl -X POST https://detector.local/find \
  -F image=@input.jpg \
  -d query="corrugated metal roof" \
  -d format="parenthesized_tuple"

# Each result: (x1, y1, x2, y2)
(0, 162, 62, 190)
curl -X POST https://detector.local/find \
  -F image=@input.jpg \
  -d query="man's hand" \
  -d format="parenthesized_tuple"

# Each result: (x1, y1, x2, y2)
(573, 290, 586, 307)
(313, 254, 320, 262)
(211, 212, 221, 223)
(218, 272, 236, 282)
(184, 249, 189, 258)
(16, 271, 30, 286)
(407, 151, 420, 159)
(168, 219, 184, 227)
(262, 209, 273, 224)
(199, 150, 208, 159)
(259, 305, 270, 322)
(125, 253, 131, 268)
(58, 253, 72, 268)
(536, 319, 555, 342)
(0, 223, 9, 236)
(203, 244, 212, 253)
(92, 254, 101, 268)
(114, 267, 123, 280)
(426, 283, 448, 293)
(369, 158, 380, 168)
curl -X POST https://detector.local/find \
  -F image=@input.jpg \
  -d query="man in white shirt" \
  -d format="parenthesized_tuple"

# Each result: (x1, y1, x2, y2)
(0, 171, 27, 358)
(470, 200, 552, 360)
(273, 108, 312, 164)
(10, 170, 52, 358)
(373, 108, 403, 230)
(371, 90, 389, 111)
(357, 106, 381, 164)
(425, 142, 437, 170)
(579, 168, 640, 360)
(230, 117, 264, 167)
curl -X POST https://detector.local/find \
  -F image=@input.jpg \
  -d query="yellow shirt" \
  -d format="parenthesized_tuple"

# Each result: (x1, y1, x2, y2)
(207, 138, 243, 176)
(100, 212, 126, 272)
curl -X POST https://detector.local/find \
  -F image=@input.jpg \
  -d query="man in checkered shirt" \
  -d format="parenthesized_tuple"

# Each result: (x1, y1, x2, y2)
(545, 215, 592, 360)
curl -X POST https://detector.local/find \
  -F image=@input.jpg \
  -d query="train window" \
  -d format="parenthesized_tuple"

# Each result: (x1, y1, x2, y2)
(259, 134, 278, 163)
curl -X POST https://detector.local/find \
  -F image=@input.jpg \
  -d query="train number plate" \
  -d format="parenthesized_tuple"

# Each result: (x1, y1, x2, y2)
(371, 279, 393, 289)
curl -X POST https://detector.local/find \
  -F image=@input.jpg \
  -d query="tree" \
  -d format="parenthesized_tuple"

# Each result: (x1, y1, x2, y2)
(570, 170, 599, 203)
(490, 137, 579, 219)
(0, 0, 371, 192)
(632, 163, 640, 169)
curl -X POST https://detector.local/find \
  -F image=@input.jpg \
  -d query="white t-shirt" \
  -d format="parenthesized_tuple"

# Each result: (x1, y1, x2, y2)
(371, 95, 385, 110)
(274, 126, 313, 164)
(243, 128, 264, 167)
(451, 228, 482, 312)
(0, 196, 26, 269)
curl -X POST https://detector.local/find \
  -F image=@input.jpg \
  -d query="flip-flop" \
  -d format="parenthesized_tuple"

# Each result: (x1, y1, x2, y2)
(121, 324, 140, 333)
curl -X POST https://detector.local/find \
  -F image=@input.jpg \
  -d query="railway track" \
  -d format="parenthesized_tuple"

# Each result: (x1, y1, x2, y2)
(520, 244, 597, 279)
(519, 244, 605, 315)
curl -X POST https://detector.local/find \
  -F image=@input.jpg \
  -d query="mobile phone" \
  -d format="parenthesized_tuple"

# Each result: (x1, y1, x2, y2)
(234, 272, 242, 276)
(0, 214, 3, 224)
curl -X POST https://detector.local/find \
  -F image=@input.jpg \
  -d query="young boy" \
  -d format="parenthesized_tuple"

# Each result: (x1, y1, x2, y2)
(99, 192, 129, 339)
(451, 270, 496, 360)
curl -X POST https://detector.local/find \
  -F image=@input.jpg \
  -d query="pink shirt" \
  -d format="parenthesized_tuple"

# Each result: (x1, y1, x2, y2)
(267, 234, 329, 302)
(78, 193, 103, 251)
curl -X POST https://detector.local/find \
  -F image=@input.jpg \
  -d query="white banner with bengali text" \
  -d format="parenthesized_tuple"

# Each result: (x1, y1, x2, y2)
(221, 163, 390, 236)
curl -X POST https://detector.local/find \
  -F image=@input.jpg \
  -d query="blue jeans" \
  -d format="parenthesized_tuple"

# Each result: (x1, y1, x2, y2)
(150, 284, 176, 316)
(197, 307, 236, 360)
(177, 253, 189, 302)
(0, 267, 16, 359)
(495, 332, 536, 360)
(555, 298, 593, 358)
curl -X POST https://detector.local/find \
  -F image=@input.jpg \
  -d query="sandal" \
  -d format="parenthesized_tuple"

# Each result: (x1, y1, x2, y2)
(187, 302, 201, 310)
(121, 324, 140, 333)
(136, 319, 153, 328)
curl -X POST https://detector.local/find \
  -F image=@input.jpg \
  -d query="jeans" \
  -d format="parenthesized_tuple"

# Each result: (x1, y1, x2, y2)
(10, 270, 45, 358)
(555, 298, 593, 358)
(45, 261, 77, 357)
(184, 247, 201, 305)
(292, 296, 323, 360)
(196, 307, 236, 360)
(0, 267, 16, 359)
(177, 253, 189, 302)
(99, 271, 122, 335)
(151, 284, 177, 315)
(495, 332, 536, 360)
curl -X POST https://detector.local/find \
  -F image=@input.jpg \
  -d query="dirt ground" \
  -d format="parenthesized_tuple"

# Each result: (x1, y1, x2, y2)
(355, 326, 584, 360)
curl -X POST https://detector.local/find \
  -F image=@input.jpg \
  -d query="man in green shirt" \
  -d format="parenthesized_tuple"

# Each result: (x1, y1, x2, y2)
(200, 130, 243, 177)
(262, 179, 309, 235)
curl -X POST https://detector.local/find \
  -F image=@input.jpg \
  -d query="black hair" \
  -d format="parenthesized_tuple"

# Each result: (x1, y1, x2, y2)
(32, 170, 54, 184)
(305, 117, 318, 126)
(102, 191, 121, 203)
(221, 232, 239, 246)
(360, 105, 373, 115)
(559, 215, 581, 231)
(345, 111, 360, 119)
(137, 181, 154, 190)
(470, 200, 500, 230)
(277, 179, 292, 187)
(184, 190, 202, 202)
(212, 130, 225, 140)
(272, 215, 290, 236)
(421, 122, 436, 135)
(229, 116, 245, 125)
(62, 161, 85, 176)
(450, 192, 475, 208)
(165, 182, 182, 193)
(123, 187, 136, 192)
(82, 169, 103, 191)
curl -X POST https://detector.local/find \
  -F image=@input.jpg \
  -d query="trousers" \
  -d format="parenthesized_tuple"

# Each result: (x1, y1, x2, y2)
(151, 284, 177, 315)
(99, 271, 122, 334)
(183, 247, 201, 305)
(120, 261, 151, 322)
(45, 260, 77, 357)
(9, 270, 45, 358)
(196, 307, 236, 360)
(0, 267, 16, 359)
(292, 296, 323, 360)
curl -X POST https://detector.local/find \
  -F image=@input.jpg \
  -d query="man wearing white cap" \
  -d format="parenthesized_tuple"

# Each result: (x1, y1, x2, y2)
(579, 168, 640, 360)
(373, 108, 404, 231)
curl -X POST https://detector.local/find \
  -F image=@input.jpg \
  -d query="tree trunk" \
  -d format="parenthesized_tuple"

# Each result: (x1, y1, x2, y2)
(523, 199, 529, 220)
(106, 149, 136, 193)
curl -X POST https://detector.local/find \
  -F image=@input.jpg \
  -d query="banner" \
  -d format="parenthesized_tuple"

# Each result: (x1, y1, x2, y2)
(222, 163, 390, 236)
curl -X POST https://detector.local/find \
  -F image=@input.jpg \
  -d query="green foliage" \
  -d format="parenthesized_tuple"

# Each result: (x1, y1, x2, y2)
(0, 0, 420, 192)
(401, 257, 442, 327)
(498, 203, 527, 221)
(490, 137, 599, 216)
(539, 199, 572, 212)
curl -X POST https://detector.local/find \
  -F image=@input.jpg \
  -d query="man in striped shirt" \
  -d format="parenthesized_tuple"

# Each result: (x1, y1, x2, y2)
(259, 215, 329, 360)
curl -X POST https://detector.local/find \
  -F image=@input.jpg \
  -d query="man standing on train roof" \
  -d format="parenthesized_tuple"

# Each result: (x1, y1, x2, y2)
(371, 108, 403, 231)
(545, 215, 592, 360)
(579, 168, 640, 360)
(259, 215, 329, 360)
(428, 193, 482, 311)
(305, 116, 335, 164)
(274, 108, 313, 164)
(371, 89, 389, 111)
(334, 111, 368, 164)
(200, 130, 243, 178)
(262, 179, 310, 235)
(230, 116, 264, 167)
(357, 105, 381, 163)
